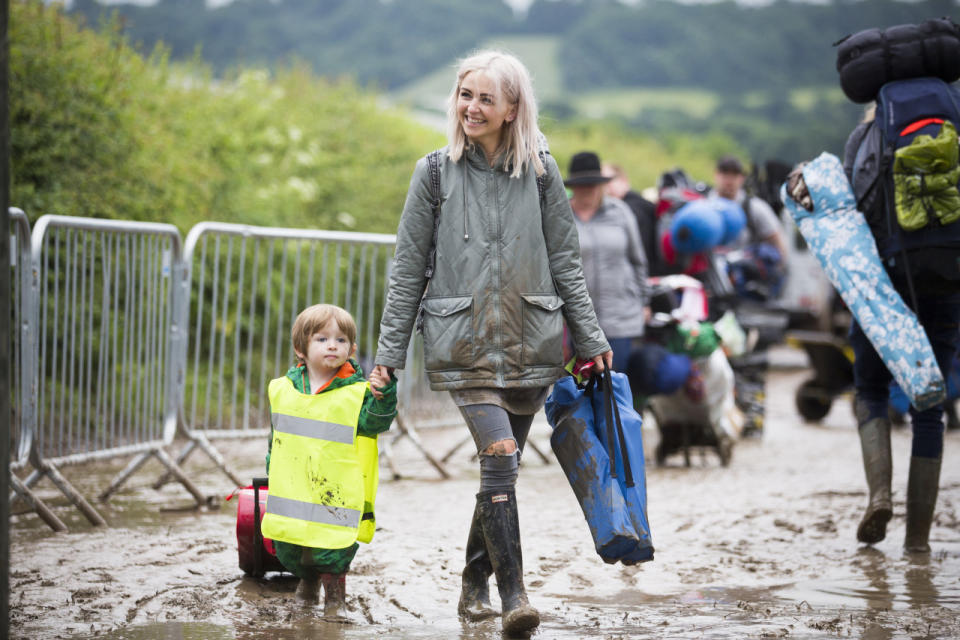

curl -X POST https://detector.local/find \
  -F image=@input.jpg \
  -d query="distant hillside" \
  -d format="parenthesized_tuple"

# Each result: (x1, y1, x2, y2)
(65, 0, 958, 162)
(69, 0, 958, 96)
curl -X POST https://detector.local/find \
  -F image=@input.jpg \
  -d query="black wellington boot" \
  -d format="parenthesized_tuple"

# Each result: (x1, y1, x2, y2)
(904, 455, 942, 553)
(477, 490, 540, 638)
(855, 400, 893, 544)
(458, 500, 498, 620)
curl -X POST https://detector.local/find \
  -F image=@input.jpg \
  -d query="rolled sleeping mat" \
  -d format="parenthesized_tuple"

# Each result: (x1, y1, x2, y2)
(835, 17, 960, 104)
(670, 199, 725, 253)
(781, 152, 945, 410)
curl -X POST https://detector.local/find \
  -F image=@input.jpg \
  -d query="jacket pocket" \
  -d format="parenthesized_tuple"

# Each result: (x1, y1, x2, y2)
(521, 293, 564, 367)
(421, 295, 475, 371)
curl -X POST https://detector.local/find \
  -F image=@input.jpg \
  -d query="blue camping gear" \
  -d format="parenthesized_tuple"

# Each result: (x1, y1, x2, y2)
(714, 197, 747, 245)
(670, 199, 725, 254)
(545, 368, 654, 565)
(782, 152, 945, 410)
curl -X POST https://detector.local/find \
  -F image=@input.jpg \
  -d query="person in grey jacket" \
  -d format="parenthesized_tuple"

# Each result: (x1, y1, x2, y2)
(369, 50, 611, 637)
(567, 151, 650, 373)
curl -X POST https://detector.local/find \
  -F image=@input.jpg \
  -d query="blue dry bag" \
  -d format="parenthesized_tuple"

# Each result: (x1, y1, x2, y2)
(545, 368, 654, 565)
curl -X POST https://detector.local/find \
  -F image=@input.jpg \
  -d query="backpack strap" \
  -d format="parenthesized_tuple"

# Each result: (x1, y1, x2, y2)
(536, 149, 548, 208)
(424, 150, 443, 280)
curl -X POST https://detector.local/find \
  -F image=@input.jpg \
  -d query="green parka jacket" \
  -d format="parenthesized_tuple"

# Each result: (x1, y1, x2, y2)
(376, 144, 609, 390)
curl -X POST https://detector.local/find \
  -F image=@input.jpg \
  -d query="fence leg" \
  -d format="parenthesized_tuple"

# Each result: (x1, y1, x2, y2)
(151, 439, 198, 489)
(394, 415, 450, 479)
(150, 448, 211, 508)
(525, 438, 551, 465)
(153, 434, 244, 490)
(8, 467, 43, 508)
(9, 473, 67, 532)
(41, 462, 107, 527)
(440, 434, 472, 464)
(379, 433, 404, 481)
(98, 451, 151, 503)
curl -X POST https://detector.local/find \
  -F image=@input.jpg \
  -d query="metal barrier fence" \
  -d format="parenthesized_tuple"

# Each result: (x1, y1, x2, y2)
(18, 216, 207, 527)
(8, 208, 30, 470)
(5, 209, 65, 532)
(161, 222, 455, 486)
(10, 216, 465, 529)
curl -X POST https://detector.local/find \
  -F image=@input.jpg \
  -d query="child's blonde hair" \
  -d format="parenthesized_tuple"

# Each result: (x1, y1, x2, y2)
(445, 49, 544, 179)
(291, 304, 357, 360)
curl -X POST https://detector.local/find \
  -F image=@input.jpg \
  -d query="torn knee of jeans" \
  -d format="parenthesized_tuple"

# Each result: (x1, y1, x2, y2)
(481, 438, 517, 456)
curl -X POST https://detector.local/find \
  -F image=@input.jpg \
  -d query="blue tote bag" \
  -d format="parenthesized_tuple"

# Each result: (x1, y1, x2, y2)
(545, 368, 654, 564)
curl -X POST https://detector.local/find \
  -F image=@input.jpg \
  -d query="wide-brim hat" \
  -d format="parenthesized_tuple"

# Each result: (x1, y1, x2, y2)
(564, 151, 612, 186)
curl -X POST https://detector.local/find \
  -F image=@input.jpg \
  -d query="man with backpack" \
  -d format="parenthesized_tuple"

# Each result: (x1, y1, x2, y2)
(709, 155, 789, 300)
(841, 50, 960, 552)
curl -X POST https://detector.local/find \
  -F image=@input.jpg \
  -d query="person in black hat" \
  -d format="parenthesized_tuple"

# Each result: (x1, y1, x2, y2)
(567, 151, 650, 373)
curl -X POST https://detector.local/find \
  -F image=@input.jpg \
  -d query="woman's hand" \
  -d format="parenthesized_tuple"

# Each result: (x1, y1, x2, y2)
(592, 349, 614, 372)
(368, 364, 394, 399)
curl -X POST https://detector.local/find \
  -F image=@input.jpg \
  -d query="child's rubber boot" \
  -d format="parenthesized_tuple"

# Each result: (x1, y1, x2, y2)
(458, 500, 498, 621)
(904, 455, 941, 554)
(321, 572, 347, 619)
(855, 401, 892, 544)
(477, 490, 540, 638)
(295, 573, 320, 605)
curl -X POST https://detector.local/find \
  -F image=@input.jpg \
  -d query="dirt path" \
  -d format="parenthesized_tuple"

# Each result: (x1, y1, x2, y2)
(9, 360, 960, 639)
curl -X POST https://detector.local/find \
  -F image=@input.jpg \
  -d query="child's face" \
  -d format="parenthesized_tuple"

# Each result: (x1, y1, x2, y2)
(296, 319, 354, 374)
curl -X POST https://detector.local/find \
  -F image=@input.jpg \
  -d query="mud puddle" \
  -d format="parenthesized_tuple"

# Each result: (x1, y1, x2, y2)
(10, 364, 960, 639)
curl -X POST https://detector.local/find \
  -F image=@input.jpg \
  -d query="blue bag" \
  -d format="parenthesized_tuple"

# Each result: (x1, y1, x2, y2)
(545, 368, 654, 564)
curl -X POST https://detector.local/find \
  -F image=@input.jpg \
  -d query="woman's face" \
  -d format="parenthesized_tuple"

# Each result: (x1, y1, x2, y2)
(457, 71, 517, 154)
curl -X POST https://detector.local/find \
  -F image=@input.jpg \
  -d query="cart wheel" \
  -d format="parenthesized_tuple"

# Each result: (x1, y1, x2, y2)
(796, 380, 832, 422)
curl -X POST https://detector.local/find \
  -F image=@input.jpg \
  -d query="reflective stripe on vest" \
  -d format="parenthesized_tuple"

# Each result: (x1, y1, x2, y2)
(265, 494, 361, 529)
(272, 413, 355, 445)
(261, 376, 371, 550)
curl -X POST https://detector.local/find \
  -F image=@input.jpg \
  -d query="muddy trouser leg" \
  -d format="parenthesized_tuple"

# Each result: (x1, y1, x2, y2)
(850, 320, 894, 544)
(457, 405, 536, 626)
(904, 293, 960, 552)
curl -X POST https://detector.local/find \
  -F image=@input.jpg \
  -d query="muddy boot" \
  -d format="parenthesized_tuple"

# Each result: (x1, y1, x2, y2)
(477, 490, 540, 638)
(320, 572, 347, 619)
(295, 573, 320, 605)
(904, 456, 942, 554)
(855, 402, 892, 544)
(458, 501, 498, 621)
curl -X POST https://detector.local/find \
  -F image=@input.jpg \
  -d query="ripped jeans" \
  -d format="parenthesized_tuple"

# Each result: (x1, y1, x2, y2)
(458, 404, 535, 492)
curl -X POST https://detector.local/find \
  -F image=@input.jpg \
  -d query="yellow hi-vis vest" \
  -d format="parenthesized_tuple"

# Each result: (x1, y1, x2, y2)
(261, 376, 379, 549)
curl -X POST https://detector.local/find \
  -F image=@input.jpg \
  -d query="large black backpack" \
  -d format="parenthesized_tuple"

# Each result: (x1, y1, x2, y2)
(846, 77, 960, 289)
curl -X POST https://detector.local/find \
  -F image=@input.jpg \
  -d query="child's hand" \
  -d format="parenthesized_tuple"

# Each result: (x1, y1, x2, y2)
(368, 364, 393, 399)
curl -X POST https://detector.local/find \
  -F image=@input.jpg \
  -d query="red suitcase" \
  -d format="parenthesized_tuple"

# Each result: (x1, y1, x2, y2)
(232, 477, 286, 576)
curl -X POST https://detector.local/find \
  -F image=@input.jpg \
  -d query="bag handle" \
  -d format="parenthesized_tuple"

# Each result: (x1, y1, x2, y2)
(595, 368, 635, 488)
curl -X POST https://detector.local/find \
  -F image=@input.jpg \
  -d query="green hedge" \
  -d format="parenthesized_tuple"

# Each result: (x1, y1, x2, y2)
(11, 0, 443, 233)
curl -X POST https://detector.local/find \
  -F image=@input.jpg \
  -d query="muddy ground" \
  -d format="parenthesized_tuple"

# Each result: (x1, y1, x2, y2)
(9, 348, 960, 639)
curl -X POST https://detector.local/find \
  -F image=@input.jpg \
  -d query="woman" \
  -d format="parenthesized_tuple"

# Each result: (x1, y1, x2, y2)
(369, 50, 611, 637)
(567, 151, 650, 373)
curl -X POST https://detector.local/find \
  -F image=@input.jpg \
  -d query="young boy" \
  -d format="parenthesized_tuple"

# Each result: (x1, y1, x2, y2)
(261, 303, 397, 618)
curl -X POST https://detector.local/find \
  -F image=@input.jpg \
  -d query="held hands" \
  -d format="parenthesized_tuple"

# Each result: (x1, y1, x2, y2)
(368, 364, 394, 400)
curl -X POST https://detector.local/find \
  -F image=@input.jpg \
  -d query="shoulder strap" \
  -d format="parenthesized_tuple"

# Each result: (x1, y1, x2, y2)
(536, 149, 548, 207)
(424, 150, 443, 280)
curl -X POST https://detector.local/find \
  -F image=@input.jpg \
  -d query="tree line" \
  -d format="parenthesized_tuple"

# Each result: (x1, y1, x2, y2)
(68, 0, 957, 96)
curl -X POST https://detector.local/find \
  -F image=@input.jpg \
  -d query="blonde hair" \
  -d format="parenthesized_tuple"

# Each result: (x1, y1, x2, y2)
(291, 304, 357, 360)
(445, 50, 544, 179)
